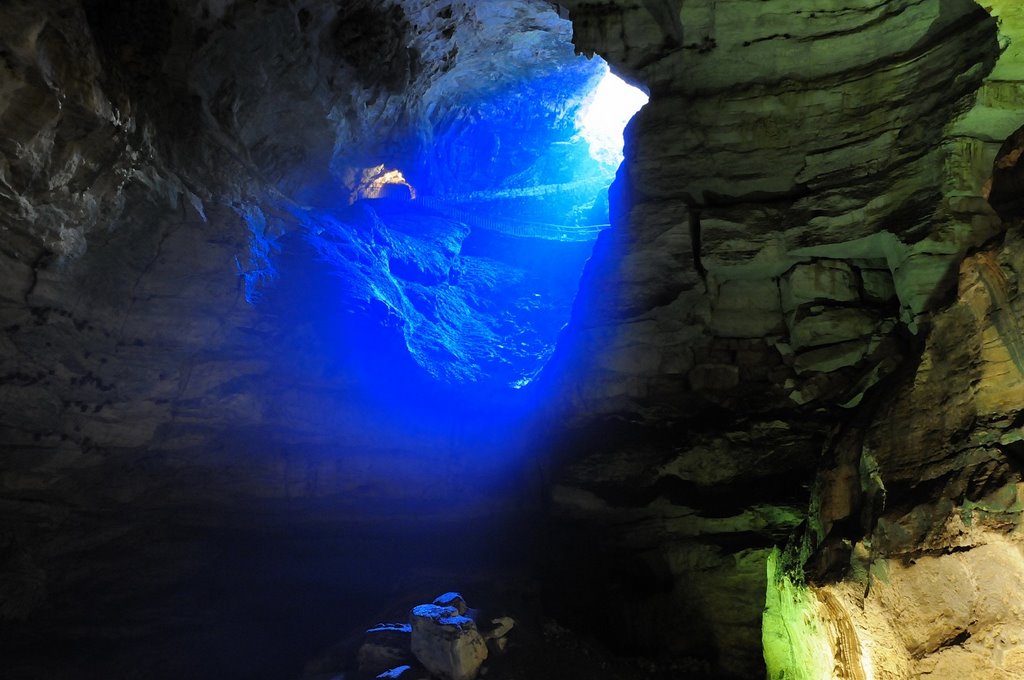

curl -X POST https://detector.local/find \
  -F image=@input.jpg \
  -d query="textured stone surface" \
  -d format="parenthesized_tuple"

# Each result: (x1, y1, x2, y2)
(410, 603, 488, 680)
(552, 0, 1003, 420)
(545, 1, 1024, 678)
(766, 157, 1024, 679)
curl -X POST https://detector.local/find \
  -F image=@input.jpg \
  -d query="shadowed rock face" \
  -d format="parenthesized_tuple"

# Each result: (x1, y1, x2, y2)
(6, 1, 1024, 679)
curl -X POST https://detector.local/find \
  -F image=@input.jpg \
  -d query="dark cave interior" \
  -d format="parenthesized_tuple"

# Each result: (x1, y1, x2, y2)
(6, 1, 1024, 680)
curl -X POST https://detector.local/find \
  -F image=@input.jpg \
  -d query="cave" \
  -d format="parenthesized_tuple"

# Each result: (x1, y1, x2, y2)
(5, 1, 1024, 679)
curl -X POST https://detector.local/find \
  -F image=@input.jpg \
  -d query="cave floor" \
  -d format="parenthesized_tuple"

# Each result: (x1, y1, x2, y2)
(0, 495, 728, 680)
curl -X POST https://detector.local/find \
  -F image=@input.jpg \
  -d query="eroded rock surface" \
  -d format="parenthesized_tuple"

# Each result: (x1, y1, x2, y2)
(765, 51, 1024, 680)
(542, 1, 1024, 677)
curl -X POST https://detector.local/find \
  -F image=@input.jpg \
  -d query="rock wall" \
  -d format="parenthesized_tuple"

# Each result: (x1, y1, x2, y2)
(544, 0, 1024, 677)
(555, 0, 1003, 419)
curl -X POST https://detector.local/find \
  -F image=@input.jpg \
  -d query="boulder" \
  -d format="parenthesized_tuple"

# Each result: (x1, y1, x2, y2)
(484, 616, 515, 640)
(410, 603, 488, 680)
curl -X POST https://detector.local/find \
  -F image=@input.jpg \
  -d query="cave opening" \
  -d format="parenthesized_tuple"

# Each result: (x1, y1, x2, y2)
(247, 55, 648, 448)
(224, 47, 652, 679)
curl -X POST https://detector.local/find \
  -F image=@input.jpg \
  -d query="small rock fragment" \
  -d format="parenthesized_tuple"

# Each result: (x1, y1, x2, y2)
(358, 623, 413, 676)
(433, 592, 468, 615)
(483, 616, 515, 655)
(484, 616, 515, 640)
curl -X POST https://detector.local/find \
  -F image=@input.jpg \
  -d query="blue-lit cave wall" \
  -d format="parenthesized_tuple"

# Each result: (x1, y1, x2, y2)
(414, 66, 620, 226)
(246, 60, 633, 404)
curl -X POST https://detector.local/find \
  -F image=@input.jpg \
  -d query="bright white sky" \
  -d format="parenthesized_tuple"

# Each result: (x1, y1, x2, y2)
(578, 68, 649, 167)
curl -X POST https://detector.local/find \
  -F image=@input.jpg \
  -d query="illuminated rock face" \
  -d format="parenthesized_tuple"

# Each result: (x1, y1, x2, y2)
(265, 199, 596, 386)
(6, 1, 1024, 680)
(547, 1, 1024, 678)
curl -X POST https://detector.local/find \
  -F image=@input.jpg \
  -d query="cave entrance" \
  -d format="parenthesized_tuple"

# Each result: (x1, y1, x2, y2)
(578, 68, 651, 170)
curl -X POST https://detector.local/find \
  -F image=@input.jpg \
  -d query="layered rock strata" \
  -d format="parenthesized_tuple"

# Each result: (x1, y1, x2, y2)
(544, 0, 1024, 677)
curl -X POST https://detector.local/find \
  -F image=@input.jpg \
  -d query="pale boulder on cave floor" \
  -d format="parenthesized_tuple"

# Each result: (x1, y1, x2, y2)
(409, 602, 488, 680)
